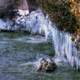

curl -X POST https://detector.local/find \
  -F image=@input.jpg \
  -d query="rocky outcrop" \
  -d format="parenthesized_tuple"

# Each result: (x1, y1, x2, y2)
(17, 0, 28, 10)
(27, 0, 39, 12)
(37, 0, 80, 33)
(0, 0, 39, 17)
(36, 58, 57, 72)
(69, 0, 80, 29)
(0, 0, 15, 16)
(0, 0, 14, 9)
(0, 0, 29, 18)
(0, 0, 80, 33)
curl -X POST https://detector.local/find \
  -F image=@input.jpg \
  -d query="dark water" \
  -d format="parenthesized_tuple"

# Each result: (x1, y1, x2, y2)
(0, 32, 80, 80)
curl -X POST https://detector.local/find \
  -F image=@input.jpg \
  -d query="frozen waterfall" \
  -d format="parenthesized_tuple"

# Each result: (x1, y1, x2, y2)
(0, 9, 80, 69)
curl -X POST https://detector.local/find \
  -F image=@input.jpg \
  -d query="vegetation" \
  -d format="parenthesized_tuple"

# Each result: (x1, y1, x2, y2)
(36, 0, 80, 34)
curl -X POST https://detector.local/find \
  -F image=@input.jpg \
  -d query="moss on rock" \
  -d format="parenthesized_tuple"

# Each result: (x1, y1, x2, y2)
(36, 0, 80, 33)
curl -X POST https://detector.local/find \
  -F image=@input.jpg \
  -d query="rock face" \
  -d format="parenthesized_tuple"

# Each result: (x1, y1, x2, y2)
(0, 0, 38, 16)
(37, 0, 80, 33)
(16, 0, 29, 16)
(17, 0, 28, 10)
(0, 0, 15, 15)
(0, 0, 29, 17)
(27, 0, 39, 12)
(69, 0, 80, 29)
(0, 0, 80, 33)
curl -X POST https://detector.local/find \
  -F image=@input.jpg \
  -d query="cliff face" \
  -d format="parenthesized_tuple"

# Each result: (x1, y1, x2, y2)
(37, 0, 80, 33)
(0, 0, 80, 34)
(68, 0, 80, 33)
(0, 0, 29, 17)
(17, 0, 28, 10)
(0, 0, 15, 13)
(27, 0, 39, 12)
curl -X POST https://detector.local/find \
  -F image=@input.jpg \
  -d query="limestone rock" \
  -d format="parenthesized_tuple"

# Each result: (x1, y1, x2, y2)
(36, 58, 57, 72)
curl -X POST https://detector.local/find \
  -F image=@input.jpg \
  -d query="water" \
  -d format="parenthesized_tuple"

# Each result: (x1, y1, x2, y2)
(0, 8, 80, 80)
(50, 27, 79, 69)
(0, 9, 79, 68)
(0, 32, 80, 80)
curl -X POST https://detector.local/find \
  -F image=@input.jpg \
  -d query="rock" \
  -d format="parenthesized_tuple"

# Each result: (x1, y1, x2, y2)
(0, 0, 29, 18)
(17, 9, 29, 16)
(17, 0, 29, 10)
(36, 58, 57, 72)
(0, 0, 15, 16)
(27, 0, 39, 12)
(16, 0, 29, 16)
(20, 57, 57, 72)
(72, 32, 80, 50)
(37, 0, 80, 33)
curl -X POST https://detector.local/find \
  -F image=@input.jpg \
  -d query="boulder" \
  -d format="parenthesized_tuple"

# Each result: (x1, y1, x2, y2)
(36, 58, 57, 72)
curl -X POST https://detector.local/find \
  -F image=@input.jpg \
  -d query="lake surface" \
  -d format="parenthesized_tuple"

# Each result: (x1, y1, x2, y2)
(0, 32, 80, 80)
